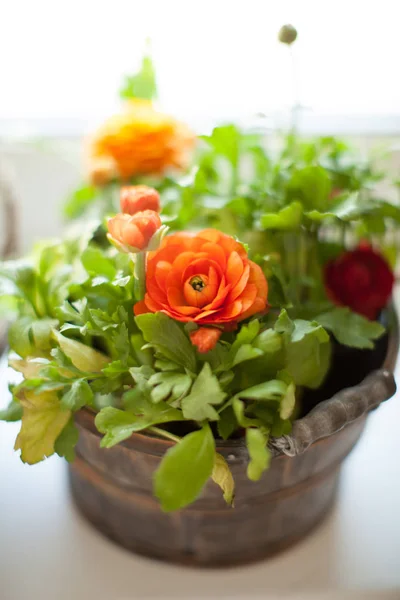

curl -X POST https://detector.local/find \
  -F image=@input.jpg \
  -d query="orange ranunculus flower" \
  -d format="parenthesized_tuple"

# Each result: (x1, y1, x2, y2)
(120, 185, 160, 215)
(107, 210, 162, 251)
(190, 327, 222, 353)
(87, 99, 195, 185)
(134, 229, 268, 324)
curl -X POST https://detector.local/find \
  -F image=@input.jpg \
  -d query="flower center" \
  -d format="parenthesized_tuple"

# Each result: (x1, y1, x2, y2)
(189, 275, 207, 292)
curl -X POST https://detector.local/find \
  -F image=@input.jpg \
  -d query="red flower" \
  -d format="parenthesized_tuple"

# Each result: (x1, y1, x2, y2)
(190, 327, 222, 353)
(120, 185, 160, 215)
(324, 243, 394, 320)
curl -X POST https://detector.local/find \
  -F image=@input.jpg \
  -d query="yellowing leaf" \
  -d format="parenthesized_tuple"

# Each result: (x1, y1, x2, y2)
(9, 357, 49, 379)
(53, 330, 109, 372)
(212, 453, 235, 506)
(14, 390, 70, 464)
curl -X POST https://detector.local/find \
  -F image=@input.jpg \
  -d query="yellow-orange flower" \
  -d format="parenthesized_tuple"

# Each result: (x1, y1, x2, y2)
(120, 185, 160, 215)
(87, 99, 195, 185)
(134, 229, 268, 324)
(107, 210, 162, 251)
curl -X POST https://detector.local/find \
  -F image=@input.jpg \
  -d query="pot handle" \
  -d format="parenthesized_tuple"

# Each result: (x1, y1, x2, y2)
(270, 369, 396, 457)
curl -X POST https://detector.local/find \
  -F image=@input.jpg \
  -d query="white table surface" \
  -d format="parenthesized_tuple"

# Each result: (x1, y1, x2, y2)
(1, 337, 399, 600)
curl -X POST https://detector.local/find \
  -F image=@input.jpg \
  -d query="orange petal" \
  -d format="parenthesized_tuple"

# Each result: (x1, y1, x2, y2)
(190, 327, 222, 353)
(227, 263, 250, 302)
(238, 297, 268, 321)
(226, 251, 244, 288)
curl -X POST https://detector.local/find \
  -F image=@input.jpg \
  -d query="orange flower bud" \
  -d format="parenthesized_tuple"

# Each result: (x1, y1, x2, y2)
(120, 185, 160, 215)
(190, 327, 222, 353)
(107, 210, 162, 251)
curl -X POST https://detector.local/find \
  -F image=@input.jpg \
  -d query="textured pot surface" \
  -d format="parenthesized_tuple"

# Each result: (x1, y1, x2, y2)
(69, 309, 399, 566)
(70, 412, 365, 566)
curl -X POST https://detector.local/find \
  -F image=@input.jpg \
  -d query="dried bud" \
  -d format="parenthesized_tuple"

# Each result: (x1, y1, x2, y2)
(278, 24, 297, 45)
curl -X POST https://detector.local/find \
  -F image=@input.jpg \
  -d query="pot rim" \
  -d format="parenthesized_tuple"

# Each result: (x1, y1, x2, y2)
(76, 304, 399, 456)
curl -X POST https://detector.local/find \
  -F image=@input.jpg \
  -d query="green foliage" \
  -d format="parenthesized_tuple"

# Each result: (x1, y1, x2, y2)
(154, 425, 215, 511)
(246, 428, 271, 481)
(212, 453, 235, 505)
(119, 52, 157, 101)
(181, 363, 226, 421)
(316, 308, 385, 349)
(136, 312, 197, 373)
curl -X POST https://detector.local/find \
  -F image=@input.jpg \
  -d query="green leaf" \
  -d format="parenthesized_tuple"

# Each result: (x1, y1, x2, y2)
(181, 363, 226, 421)
(81, 246, 117, 279)
(53, 330, 110, 372)
(201, 124, 240, 166)
(246, 428, 271, 481)
(61, 379, 93, 411)
(260, 201, 303, 230)
(316, 307, 385, 349)
(212, 453, 235, 505)
(238, 379, 288, 401)
(286, 329, 331, 388)
(0, 398, 23, 422)
(148, 371, 192, 404)
(232, 397, 263, 428)
(15, 390, 71, 464)
(154, 425, 215, 511)
(54, 417, 79, 462)
(287, 166, 331, 211)
(95, 401, 183, 448)
(119, 52, 157, 101)
(217, 406, 237, 440)
(254, 329, 283, 354)
(8, 316, 35, 358)
(274, 309, 294, 335)
(291, 319, 329, 343)
(280, 381, 296, 419)
(136, 312, 197, 373)
(64, 185, 97, 220)
(31, 319, 58, 350)
(232, 344, 263, 366)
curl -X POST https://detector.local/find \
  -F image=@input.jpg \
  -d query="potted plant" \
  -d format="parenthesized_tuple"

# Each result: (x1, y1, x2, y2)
(0, 180, 398, 566)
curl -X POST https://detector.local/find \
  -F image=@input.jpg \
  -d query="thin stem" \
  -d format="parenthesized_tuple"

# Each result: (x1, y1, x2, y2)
(289, 46, 300, 133)
(148, 426, 181, 444)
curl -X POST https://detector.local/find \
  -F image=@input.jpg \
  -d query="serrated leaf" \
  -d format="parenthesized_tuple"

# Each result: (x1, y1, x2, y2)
(316, 307, 385, 349)
(246, 428, 271, 481)
(9, 357, 50, 379)
(15, 390, 70, 464)
(136, 313, 197, 373)
(148, 372, 192, 404)
(154, 425, 215, 511)
(181, 363, 226, 421)
(61, 379, 93, 411)
(212, 453, 235, 505)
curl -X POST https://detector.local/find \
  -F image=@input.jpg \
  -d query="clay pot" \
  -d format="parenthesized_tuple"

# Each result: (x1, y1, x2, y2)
(69, 309, 398, 567)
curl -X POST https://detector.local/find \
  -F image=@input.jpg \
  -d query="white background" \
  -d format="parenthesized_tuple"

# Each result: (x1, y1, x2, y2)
(0, 0, 399, 128)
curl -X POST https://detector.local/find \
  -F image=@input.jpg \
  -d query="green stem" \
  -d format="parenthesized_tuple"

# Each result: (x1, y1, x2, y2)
(132, 251, 146, 301)
(148, 426, 181, 443)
